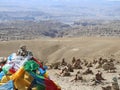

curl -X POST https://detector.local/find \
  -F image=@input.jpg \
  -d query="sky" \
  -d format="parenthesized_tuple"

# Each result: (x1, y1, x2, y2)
(0, 0, 120, 14)
(1, 0, 120, 5)
(0, 0, 118, 7)
(0, 0, 120, 5)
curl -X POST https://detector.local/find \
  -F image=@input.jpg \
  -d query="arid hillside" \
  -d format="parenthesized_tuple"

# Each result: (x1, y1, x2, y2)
(0, 37, 120, 63)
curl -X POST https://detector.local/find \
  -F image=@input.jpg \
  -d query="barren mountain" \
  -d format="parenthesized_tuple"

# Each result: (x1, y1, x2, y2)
(0, 37, 120, 63)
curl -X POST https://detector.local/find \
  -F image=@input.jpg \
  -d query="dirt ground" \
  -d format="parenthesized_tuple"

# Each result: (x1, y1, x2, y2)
(1, 37, 120, 90)
(0, 37, 120, 63)
(48, 64, 120, 90)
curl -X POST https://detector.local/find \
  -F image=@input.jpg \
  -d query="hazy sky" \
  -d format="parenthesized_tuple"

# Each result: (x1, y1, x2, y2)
(1, 0, 120, 4)
(0, 0, 119, 6)
(0, 0, 120, 11)
(0, 0, 120, 5)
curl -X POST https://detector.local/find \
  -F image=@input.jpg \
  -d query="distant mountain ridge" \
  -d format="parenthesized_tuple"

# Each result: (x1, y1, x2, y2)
(0, 20, 71, 41)
(0, 0, 120, 40)
(0, 0, 120, 23)
(0, 11, 51, 21)
(0, 20, 120, 41)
